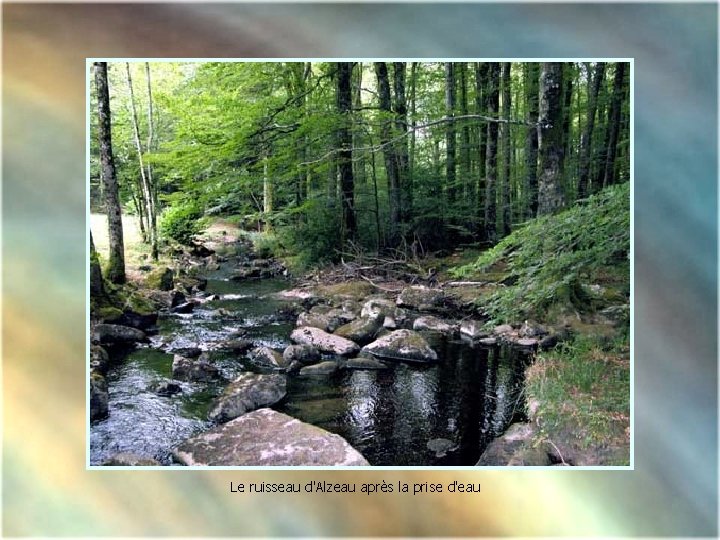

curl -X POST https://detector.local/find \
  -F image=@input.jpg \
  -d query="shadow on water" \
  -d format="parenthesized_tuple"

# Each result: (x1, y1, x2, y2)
(91, 275, 531, 466)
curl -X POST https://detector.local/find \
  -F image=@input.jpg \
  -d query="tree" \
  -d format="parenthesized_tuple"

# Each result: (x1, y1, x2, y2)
(524, 63, 540, 218)
(444, 63, 457, 207)
(602, 63, 626, 188)
(126, 63, 157, 258)
(90, 231, 104, 296)
(336, 62, 356, 240)
(537, 62, 565, 216)
(475, 62, 488, 232)
(484, 63, 500, 242)
(392, 62, 410, 225)
(577, 62, 605, 199)
(374, 62, 401, 245)
(500, 62, 512, 235)
(144, 63, 159, 260)
(94, 62, 125, 284)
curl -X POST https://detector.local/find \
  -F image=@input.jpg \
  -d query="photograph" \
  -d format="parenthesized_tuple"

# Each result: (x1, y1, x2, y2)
(89, 60, 631, 468)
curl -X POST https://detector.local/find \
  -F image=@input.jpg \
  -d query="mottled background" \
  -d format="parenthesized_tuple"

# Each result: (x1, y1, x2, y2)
(2, 3, 717, 537)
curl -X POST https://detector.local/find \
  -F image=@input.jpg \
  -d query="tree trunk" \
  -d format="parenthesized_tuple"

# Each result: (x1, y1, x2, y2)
(408, 62, 418, 222)
(603, 62, 626, 188)
(392, 62, 410, 227)
(537, 62, 565, 216)
(126, 63, 155, 253)
(577, 62, 605, 199)
(94, 62, 125, 284)
(475, 62, 488, 233)
(458, 63, 471, 202)
(90, 231, 104, 296)
(445, 63, 457, 207)
(263, 156, 272, 232)
(144, 63, 158, 260)
(336, 62, 356, 240)
(559, 63, 574, 182)
(500, 62, 512, 236)
(524, 63, 540, 219)
(484, 63, 500, 242)
(374, 62, 401, 245)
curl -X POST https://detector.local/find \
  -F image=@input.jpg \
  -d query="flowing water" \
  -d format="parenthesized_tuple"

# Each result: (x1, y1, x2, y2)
(90, 273, 530, 466)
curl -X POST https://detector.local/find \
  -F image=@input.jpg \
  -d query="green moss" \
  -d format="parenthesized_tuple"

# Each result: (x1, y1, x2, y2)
(125, 292, 158, 314)
(98, 306, 123, 321)
(316, 280, 376, 301)
(145, 267, 174, 291)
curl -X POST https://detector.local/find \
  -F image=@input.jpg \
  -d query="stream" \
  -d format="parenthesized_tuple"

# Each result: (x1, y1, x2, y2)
(90, 271, 531, 466)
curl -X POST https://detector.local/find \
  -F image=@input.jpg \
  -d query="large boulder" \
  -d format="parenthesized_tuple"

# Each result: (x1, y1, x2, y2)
(296, 306, 351, 333)
(208, 373, 286, 423)
(476, 423, 536, 466)
(248, 347, 284, 368)
(334, 315, 382, 345)
(283, 344, 320, 366)
(90, 345, 110, 375)
(172, 355, 221, 382)
(173, 408, 369, 466)
(361, 297, 397, 319)
(291, 326, 360, 357)
(93, 324, 147, 346)
(361, 329, 438, 363)
(396, 286, 450, 312)
(90, 373, 109, 422)
(460, 319, 489, 340)
(102, 453, 161, 466)
(145, 267, 174, 291)
(299, 361, 338, 376)
(413, 315, 457, 335)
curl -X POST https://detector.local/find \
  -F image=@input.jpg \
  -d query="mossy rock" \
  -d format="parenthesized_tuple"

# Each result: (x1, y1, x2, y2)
(125, 292, 161, 315)
(316, 281, 376, 302)
(98, 306, 124, 322)
(145, 267, 174, 291)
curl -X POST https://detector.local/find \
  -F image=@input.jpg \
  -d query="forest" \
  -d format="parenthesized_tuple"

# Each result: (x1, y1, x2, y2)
(90, 61, 630, 468)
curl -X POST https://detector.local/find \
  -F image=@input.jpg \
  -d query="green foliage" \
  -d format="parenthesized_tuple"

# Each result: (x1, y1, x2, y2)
(159, 200, 207, 244)
(276, 199, 342, 268)
(452, 182, 629, 323)
(526, 334, 629, 457)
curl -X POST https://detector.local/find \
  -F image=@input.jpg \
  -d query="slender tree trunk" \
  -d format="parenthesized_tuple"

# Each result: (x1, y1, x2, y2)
(94, 62, 125, 284)
(90, 231, 104, 296)
(445, 63, 457, 209)
(126, 63, 155, 252)
(577, 62, 605, 199)
(336, 62, 356, 240)
(484, 63, 500, 242)
(559, 63, 574, 183)
(537, 62, 565, 215)
(374, 62, 401, 245)
(500, 62, 512, 236)
(524, 63, 540, 219)
(408, 62, 418, 223)
(458, 63, 471, 203)
(392, 62, 410, 228)
(603, 62, 626, 188)
(475, 62, 488, 234)
(144, 63, 158, 260)
(263, 156, 273, 232)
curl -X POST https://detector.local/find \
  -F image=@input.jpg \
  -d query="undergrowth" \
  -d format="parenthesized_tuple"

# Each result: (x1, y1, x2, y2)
(451, 182, 630, 323)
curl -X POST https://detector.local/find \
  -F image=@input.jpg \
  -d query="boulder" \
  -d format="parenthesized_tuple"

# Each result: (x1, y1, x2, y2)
(173, 408, 369, 466)
(103, 453, 161, 466)
(93, 324, 147, 346)
(169, 290, 187, 308)
(230, 267, 262, 281)
(361, 297, 397, 319)
(296, 306, 350, 333)
(299, 361, 339, 376)
(174, 275, 207, 294)
(334, 315, 382, 345)
(460, 319, 488, 340)
(507, 447, 553, 466)
(361, 329, 438, 363)
(90, 373, 108, 422)
(145, 267, 174, 291)
(344, 358, 389, 370)
(172, 355, 221, 382)
(519, 321, 549, 338)
(283, 344, 320, 366)
(170, 346, 203, 358)
(154, 381, 183, 396)
(90, 345, 110, 375)
(217, 340, 253, 354)
(476, 423, 536, 466)
(396, 286, 449, 312)
(413, 316, 457, 335)
(248, 347, 284, 368)
(291, 326, 360, 357)
(493, 324, 514, 335)
(208, 373, 286, 423)
(170, 301, 195, 314)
